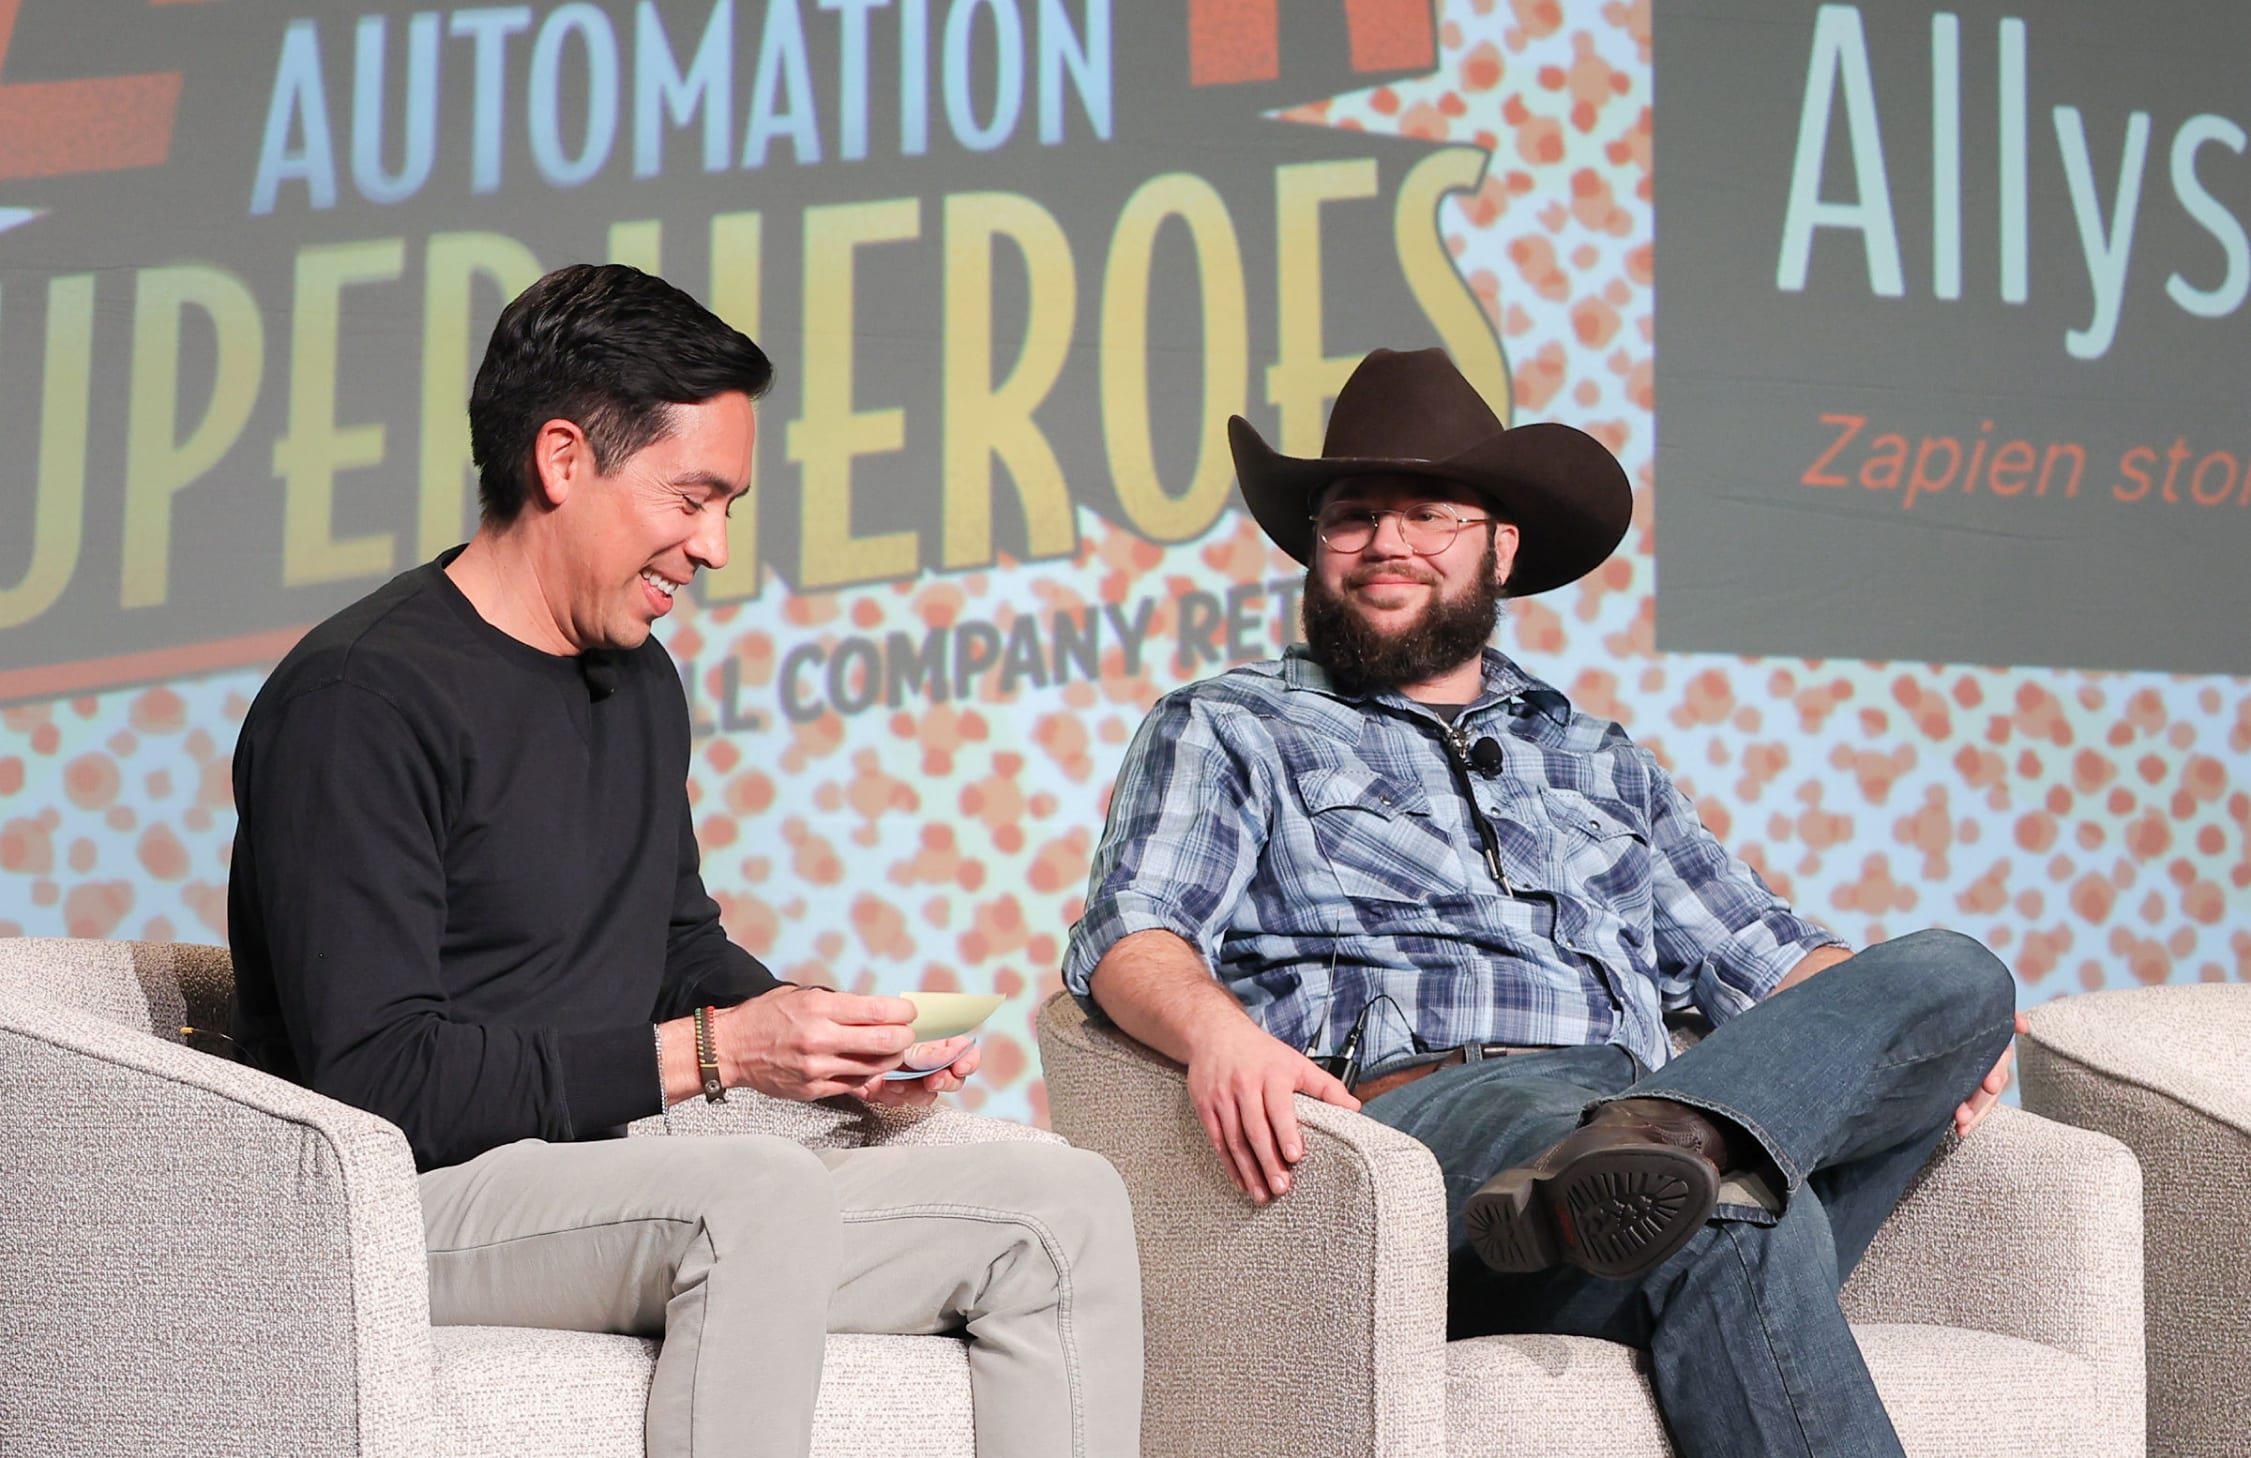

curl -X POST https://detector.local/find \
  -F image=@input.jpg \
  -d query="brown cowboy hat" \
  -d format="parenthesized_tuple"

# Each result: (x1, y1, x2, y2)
(1229, 347, 1631, 596)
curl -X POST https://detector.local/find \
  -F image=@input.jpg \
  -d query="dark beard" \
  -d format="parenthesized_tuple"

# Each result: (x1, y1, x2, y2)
(1299, 541, 1505, 695)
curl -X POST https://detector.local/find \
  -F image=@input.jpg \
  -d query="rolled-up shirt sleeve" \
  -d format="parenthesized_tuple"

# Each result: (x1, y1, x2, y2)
(1062, 693, 1272, 1012)
(1639, 750, 1844, 1025)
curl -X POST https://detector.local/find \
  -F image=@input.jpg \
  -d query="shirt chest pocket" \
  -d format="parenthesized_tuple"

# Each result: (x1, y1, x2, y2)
(1296, 766, 1467, 905)
(1538, 787, 1653, 906)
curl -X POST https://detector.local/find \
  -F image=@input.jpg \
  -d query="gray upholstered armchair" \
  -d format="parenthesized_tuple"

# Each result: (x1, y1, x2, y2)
(0, 937, 1058, 1458)
(2022, 983, 2251, 1458)
(1039, 992, 2148, 1458)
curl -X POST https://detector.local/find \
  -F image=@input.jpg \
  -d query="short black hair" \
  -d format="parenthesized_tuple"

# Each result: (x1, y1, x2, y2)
(468, 263, 773, 525)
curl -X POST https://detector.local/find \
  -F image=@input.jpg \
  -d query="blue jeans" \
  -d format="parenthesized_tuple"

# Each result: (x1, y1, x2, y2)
(1362, 929, 2017, 1458)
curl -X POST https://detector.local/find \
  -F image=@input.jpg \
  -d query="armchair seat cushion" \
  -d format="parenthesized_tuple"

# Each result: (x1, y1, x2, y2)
(1443, 1324, 2098, 1457)
(432, 1327, 974, 1458)
(433, 1328, 652, 1456)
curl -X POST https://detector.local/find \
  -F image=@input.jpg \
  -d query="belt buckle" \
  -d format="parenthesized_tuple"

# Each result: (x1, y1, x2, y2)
(1464, 1041, 1546, 1063)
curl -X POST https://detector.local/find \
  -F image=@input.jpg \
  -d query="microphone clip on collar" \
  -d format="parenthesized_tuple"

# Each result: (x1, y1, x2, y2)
(1441, 723, 1505, 778)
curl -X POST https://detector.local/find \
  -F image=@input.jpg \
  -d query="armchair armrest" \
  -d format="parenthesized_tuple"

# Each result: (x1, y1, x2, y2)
(628, 1086, 1063, 1148)
(1036, 993, 1447, 1458)
(2022, 984, 2251, 1458)
(1841, 1104, 2144, 1449)
(0, 990, 435, 1458)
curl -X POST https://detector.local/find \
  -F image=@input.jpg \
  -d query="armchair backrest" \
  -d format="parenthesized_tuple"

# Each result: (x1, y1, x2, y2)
(0, 937, 233, 1044)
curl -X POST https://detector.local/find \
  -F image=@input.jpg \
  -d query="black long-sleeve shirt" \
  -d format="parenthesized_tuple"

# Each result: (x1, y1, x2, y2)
(229, 552, 778, 1170)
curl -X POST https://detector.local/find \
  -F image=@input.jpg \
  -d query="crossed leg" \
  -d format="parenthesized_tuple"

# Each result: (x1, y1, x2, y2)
(1365, 929, 2017, 1458)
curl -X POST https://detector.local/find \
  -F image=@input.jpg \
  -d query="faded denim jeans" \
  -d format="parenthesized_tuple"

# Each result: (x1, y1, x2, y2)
(1363, 928, 2018, 1458)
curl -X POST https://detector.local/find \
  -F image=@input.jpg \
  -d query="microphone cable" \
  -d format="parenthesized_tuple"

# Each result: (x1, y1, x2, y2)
(1440, 725, 1515, 896)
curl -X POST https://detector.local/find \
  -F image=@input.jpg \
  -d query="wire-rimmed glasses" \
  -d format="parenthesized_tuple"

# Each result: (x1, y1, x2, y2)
(1310, 503, 1496, 556)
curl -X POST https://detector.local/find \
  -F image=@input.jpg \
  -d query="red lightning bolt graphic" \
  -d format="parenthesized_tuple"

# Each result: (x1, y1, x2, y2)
(1189, 0, 1436, 88)
(0, 0, 210, 182)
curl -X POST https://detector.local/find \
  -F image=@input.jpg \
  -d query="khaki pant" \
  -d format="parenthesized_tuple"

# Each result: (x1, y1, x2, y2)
(419, 1134, 1143, 1458)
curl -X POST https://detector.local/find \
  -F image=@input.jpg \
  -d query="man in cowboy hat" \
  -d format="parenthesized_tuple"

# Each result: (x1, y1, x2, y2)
(1060, 348, 2023, 1457)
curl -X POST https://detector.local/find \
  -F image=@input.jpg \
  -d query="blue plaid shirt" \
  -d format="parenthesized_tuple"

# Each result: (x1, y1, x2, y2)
(1063, 648, 1841, 1076)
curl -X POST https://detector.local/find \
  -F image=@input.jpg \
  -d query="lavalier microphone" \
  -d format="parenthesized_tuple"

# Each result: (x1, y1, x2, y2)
(1309, 998, 1375, 1089)
(1469, 737, 1504, 777)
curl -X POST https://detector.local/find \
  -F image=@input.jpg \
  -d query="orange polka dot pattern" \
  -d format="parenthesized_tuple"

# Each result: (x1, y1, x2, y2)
(3, 2, 2246, 1129)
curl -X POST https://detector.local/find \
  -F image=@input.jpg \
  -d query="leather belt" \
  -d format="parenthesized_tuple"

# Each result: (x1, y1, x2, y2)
(1352, 1043, 1563, 1103)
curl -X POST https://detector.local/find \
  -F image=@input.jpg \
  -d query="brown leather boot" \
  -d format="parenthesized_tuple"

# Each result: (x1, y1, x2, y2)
(1592, 1097, 1740, 1170)
(1463, 1099, 1736, 1280)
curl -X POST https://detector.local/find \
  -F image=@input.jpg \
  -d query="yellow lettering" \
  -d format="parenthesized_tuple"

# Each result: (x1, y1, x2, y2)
(703, 209, 764, 603)
(1101, 173, 1248, 543)
(275, 239, 405, 587)
(942, 191, 1078, 570)
(787, 198, 921, 589)
(122, 266, 264, 609)
(1396, 147, 1512, 423)
(607, 218, 663, 273)
(418, 233, 542, 556)
(0, 276, 93, 631)
(1267, 159, 1377, 455)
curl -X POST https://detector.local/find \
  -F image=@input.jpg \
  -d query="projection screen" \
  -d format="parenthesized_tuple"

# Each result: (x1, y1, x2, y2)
(0, 0, 2243, 1123)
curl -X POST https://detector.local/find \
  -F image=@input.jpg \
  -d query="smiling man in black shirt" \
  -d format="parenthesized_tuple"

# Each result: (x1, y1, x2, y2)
(227, 264, 1142, 1458)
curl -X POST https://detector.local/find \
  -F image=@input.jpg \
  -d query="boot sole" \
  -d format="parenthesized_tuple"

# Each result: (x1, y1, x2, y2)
(1464, 1144, 1720, 1280)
